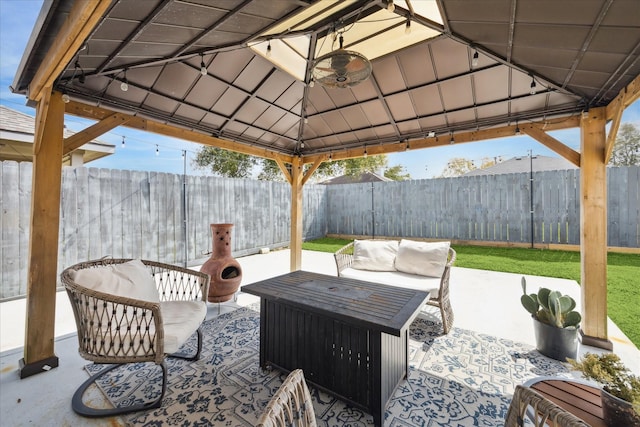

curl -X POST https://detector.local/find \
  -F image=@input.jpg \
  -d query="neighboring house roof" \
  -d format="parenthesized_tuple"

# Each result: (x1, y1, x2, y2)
(0, 105, 115, 165)
(463, 155, 578, 176)
(321, 171, 391, 185)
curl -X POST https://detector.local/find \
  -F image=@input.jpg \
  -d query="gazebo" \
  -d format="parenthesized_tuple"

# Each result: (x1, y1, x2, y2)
(10, 0, 640, 378)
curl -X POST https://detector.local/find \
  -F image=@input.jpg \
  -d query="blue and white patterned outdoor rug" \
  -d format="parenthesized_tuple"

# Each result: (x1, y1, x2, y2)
(86, 305, 573, 426)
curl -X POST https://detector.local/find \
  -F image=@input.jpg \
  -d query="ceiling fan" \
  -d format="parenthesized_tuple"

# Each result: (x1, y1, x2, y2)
(312, 34, 372, 89)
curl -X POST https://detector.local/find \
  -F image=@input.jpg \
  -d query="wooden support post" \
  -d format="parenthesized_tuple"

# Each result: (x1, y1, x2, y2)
(579, 107, 612, 350)
(20, 90, 65, 378)
(290, 157, 303, 271)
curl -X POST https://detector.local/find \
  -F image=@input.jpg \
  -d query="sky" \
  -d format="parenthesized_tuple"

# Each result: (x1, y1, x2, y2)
(1, 1, 639, 180)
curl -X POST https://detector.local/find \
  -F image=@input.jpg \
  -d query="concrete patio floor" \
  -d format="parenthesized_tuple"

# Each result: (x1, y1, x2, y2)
(1, 249, 638, 426)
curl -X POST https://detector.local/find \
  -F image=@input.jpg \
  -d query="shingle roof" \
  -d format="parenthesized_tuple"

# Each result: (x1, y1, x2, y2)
(464, 155, 578, 176)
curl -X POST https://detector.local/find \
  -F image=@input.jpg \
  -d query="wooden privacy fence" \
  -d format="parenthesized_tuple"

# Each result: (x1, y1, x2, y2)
(0, 162, 327, 300)
(0, 162, 638, 300)
(327, 166, 639, 247)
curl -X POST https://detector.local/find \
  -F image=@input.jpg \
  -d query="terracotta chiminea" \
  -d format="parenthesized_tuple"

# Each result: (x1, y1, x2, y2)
(200, 223, 242, 303)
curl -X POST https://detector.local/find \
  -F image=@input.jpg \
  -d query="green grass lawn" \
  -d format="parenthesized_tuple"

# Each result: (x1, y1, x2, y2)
(301, 238, 640, 348)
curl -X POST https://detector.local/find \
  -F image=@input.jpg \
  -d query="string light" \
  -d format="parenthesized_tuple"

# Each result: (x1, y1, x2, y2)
(266, 40, 272, 57)
(386, 0, 395, 12)
(515, 123, 521, 135)
(404, 19, 411, 34)
(530, 76, 536, 95)
(120, 70, 129, 92)
(121, 136, 125, 148)
(450, 133, 455, 144)
(472, 50, 479, 67)
(308, 78, 315, 88)
(300, 141, 305, 149)
(363, 147, 368, 158)
(200, 54, 207, 76)
(61, 91, 70, 103)
(155, 144, 159, 156)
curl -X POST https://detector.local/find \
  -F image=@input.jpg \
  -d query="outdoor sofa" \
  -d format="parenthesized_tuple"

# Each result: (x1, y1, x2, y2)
(334, 239, 456, 333)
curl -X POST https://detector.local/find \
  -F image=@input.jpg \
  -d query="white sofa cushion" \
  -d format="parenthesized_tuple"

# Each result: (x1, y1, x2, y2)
(160, 300, 207, 354)
(351, 239, 398, 272)
(71, 259, 160, 303)
(340, 268, 440, 298)
(394, 240, 450, 278)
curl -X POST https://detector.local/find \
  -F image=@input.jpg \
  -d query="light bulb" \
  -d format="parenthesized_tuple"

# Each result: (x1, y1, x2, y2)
(405, 19, 411, 34)
(300, 141, 305, 149)
(155, 145, 159, 156)
(304, 117, 308, 124)
(200, 62, 207, 76)
(450, 135, 455, 144)
(308, 79, 315, 88)
(61, 93, 70, 103)
(266, 41, 272, 57)
(387, 1, 395, 12)
(121, 136, 125, 148)
(472, 51, 479, 67)
(363, 149, 368, 158)
(530, 79, 536, 95)
(120, 80, 128, 92)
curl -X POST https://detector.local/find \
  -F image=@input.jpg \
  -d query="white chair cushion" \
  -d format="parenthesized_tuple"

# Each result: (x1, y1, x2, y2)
(160, 301, 207, 353)
(394, 240, 450, 278)
(351, 239, 398, 271)
(70, 259, 160, 303)
(340, 268, 440, 297)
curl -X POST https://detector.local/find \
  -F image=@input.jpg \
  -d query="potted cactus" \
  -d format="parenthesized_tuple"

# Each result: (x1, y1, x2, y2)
(520, 277, 581, 361)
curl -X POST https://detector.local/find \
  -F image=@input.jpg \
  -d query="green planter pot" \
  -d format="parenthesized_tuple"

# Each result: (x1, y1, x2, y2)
(601, 389, 640, 427)
(532, 317, 578, 361)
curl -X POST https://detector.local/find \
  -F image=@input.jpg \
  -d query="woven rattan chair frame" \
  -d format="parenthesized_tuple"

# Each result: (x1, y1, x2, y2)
(334, 241, 456, 333)
(505, 385, 590, 427)
(61, 258, 210, 417)
(257, 369, 317, 427)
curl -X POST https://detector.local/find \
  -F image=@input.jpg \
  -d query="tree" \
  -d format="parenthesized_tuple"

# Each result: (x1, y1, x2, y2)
(610, 123, 640, 166)
(193, 147, 257, 178)
(194, 147, 411, 181)
(439, 157, 476, 177)
(384, 164, 411, 181)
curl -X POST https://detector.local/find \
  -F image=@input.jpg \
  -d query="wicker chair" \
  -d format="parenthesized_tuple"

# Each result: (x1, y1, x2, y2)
(334, 242, 456, 333)
(257, 369, 317, 427)
(61, 258, 210, 417)
(505, 385, 590, 427)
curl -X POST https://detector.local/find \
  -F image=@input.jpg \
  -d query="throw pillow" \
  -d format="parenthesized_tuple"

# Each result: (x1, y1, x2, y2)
(395, 240, 450, 278)
(351, 239, 398, 271)
(71, 259, 160, 303)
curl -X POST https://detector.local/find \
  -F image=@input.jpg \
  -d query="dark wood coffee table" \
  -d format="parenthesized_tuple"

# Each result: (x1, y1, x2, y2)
(241, 270, 430, 427)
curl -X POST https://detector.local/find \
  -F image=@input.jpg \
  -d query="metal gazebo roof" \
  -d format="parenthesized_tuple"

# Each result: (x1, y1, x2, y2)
(12, 0, 640, 162)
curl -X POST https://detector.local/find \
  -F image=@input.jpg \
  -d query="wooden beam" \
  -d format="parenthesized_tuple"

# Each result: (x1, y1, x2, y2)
(302, 117, 581, 164)
(522, 124, 581, 167)
(63, 113, 130, 155)
(32, 89, 51, 154)
(64, 101, 293, 163)
(604, 95, 624, 164)
(579, 107, 611, 350)
(289, 157, 303, 271)
(301, 157, 323, 186)
(606, 74, 640, 120)
(274, 154, 292, 184)
(20, 90, 65, 378)
(29, 1, 110, 102)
